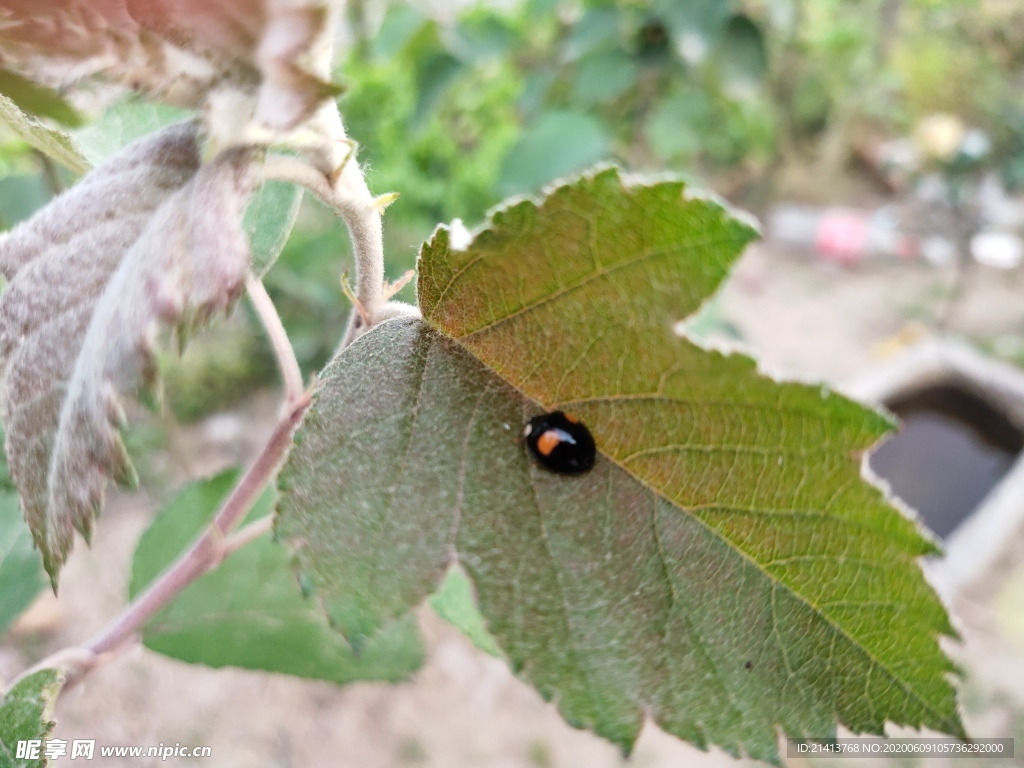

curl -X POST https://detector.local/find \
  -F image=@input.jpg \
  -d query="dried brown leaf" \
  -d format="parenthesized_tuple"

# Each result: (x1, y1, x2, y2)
(0, 122, 258, 584)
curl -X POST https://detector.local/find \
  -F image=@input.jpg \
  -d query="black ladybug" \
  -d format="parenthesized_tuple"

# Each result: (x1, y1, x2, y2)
(524, 411, 596, 475)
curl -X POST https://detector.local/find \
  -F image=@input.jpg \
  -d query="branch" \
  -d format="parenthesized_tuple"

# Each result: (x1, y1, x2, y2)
(16, 393, 312, 691)
(224, 514, 275, 558)
(247, 274, 304, 404)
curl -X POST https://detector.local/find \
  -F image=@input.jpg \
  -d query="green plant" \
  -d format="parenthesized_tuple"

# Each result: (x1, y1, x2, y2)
(0, 2, 965, 766)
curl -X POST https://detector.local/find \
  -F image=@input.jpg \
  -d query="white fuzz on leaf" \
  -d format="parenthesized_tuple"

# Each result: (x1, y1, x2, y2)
(0, 122, 259, 585)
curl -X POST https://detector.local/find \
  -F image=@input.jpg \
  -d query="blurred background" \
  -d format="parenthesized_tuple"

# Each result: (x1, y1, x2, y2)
(4, 0, 1024, 765)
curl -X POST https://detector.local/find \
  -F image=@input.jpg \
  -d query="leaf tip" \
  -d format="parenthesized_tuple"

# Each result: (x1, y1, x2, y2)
(346, 632, 368, 656)
(73, 513, 94, 547)
(296, 569, 316, 600)
(44, 560, 60, 596)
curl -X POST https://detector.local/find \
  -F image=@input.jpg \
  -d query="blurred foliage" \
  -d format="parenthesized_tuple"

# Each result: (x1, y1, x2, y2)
(340, 0, 779, 214)
(0, 67, 81, 128)
(0, 131, 59, 230)
(1, 0, 1024, 415)
(115, 0, 1024, 401)
(342, 12, 523, 232)
(263, 203, 355, 373)
(71, 97, 190, 166)
(331, 0, 1024, 214)
(130, 471, 425, 684)
(0, 427, 46, 638)
(160, 310, 278, 423)
(0, 68, 82, 127)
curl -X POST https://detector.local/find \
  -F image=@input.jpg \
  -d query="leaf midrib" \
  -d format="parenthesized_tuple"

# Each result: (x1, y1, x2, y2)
(597, 438, 958, 735)
(421, 322, 960, 737)
(434, 235, 747, 341)
(427, 240, 944, 723)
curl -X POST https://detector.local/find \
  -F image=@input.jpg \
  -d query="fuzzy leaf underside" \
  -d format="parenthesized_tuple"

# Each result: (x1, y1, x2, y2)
(71, 97, 302, 276)
(130, 471, 423, 684)
(0, 0, 338, 132)
(0, 122, 258, 584)
(0, 669, 63, 768)
(278, 169, 962, 762)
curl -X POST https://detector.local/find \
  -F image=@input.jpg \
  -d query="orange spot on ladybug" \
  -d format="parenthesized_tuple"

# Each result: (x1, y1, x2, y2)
(523, 411, 596, 475)
(563, 412, 580, 424)
(537, 431, 560, 457)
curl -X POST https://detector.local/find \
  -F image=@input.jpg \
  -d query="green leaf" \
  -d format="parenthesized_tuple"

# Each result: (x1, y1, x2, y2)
(0, 175, 50, 231)
(245, 181, 303, 277)
(278, 169, 963, 762)
(519, 70, 557, 119)
(571, 50, 640, 106)
(0, 669, 63, 768)
(498, 111, 612, 196)
(130, 471, 423, 684)
(655, 0, 733, 63)
(393, 16, 467, 122)
(0, 70, 81, 128)
(414, 52, 466, 122)
(448, 10, 521, 64)
(0, 491, 45, 637)
(0, 94, 88, 175)
(371, 5, 429, 61)
(564, 7, 622, 61)
(0, 425, 45, 637)
(525, 0, 561, 18)
(713, 15, 769, 97)
(645, 89, 711, 162)
(71, 98, 191, 166)
(428, 568, 501, 658)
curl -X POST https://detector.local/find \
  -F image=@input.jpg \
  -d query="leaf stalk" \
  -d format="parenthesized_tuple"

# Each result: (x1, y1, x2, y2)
(247, 274, 305, 405)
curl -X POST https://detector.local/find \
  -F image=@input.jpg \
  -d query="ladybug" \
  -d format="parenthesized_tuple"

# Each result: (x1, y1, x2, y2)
(523, 411, 596, 475)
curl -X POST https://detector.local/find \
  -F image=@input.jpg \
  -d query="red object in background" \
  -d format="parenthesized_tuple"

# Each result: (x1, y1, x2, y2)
(815, 210, 870, 266)
(768, 203, 919, 264)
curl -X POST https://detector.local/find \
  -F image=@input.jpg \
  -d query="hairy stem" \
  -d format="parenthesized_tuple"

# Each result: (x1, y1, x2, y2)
(261, 153, 341, 210)
(17, 394, 312, 691)
(247, 274, 304, 404)
(260, 151, 387, 346)
(304, 1, 385, 327)
(325, 119, 385, 333)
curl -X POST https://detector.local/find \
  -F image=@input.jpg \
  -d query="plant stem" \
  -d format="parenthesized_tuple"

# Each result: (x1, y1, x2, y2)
(261, 153, 341, 211)
(247, 274, 304, 404)
(326, 128, 385, 337)
(17, 393, 312, 691)
(260, 152, 387, 347)
(303, 4, 385, 327)
(224, 514, 275, 558)
(90, 394, 308, 657)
